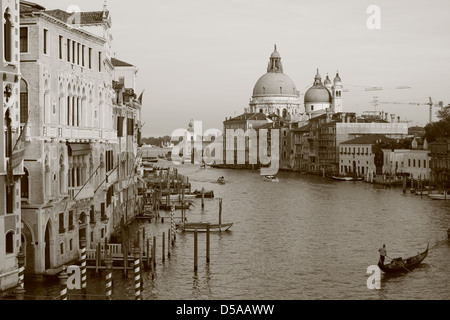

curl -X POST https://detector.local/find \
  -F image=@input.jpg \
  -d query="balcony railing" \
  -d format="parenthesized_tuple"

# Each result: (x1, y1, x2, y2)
(68, 185, 95, 201)
(43, 125, 118, 142)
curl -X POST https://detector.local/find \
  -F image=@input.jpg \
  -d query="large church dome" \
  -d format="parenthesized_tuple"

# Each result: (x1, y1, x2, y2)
(253, 73, 298, 97)
(252, 45, 299, 98)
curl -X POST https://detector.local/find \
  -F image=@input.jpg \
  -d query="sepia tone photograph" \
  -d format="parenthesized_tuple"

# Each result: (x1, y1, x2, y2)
(0, 0, 449, 309)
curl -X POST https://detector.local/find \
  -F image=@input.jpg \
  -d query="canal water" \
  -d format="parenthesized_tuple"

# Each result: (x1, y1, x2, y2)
(23, 154, 450, 300)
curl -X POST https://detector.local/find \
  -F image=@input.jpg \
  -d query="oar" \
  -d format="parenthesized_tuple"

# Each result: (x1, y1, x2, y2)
(386, 255, 412, 273)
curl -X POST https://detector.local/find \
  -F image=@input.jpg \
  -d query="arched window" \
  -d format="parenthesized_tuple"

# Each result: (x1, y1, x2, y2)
(22, 168, 29, 199)
(4, 9, 12, 62)
(20, 79, 29, 124)
(6, 231, 14, 254)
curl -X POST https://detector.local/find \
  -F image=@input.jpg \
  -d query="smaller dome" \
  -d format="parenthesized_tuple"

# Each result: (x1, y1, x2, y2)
(271, 51, 281, 59)
(271, 44, 281, 58)
(304, 85, 332, 104)
(324, 75, 332, 86)
(334, 73, 342, 85)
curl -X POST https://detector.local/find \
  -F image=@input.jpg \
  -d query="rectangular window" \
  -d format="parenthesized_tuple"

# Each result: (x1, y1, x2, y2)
(82, 45, 85, 66)
(127, 118, 134, 136)
(72, 41, 76, 63)
(119, 76, 125, 85)
(98, 51, 102, 72)
(90, 205, 95, 224)
(69, 211, 74, 230)
(59, 213, 65, 233)
(117, 116, 124, 137)
(101, 203, 106, 219)
(77, 43, 80, 65)
(43, 29, 49, 55)
(59, 35, 63, 59)
(6, 186, 14, 214)
(20, 27, 28, 53)
(88, 48, 92, 69)
(413, 159, 416, 167)
(67, 39, 71, 62)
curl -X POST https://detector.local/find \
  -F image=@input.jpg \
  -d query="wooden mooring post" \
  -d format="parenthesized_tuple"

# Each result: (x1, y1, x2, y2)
(105, 254, 113, 300)
(59, 268, 69, 301)
(168, 229, 171, 258)
(162, 232, 166, 262)
(219, 198, 223, 233)
(146, 238, 151, 270)
(206, 224, 210, 264)
(152, 236, 157, 269)
(194, 228, 198, 273)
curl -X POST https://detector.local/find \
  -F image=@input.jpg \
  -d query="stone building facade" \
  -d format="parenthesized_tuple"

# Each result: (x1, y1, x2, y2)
(19, 1, 119, 279)
(1, 0, 23, 294)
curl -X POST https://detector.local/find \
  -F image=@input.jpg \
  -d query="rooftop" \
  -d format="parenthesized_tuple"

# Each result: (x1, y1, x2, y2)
(111, 58, 135, 67)
(341, 135, 394, 145)
(224, 113, 270, 123)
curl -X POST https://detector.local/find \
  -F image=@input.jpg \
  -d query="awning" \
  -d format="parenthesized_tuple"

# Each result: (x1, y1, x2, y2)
(68, 143, 91, 157)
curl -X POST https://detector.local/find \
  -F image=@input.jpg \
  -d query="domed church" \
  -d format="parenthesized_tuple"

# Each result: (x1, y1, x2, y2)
(246, 45, 304, 121)
(304, 69, 343, 117)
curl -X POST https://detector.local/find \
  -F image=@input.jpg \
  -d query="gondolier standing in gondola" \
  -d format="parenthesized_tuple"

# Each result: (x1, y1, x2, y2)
(379, 245, 387, 265)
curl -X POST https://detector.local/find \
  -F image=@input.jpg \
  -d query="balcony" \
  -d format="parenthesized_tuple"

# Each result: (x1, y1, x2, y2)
(43, 125, 118, 142)
(68, 185, 95, 201)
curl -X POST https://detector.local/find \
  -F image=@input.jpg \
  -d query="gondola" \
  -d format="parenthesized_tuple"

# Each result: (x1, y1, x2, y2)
(176, 222, 233, 232)
(378, 244, 429, 274)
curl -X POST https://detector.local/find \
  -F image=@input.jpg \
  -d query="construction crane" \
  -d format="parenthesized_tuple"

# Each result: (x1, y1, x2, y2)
(376, 97, 444, 124)
(343, 85, 411, 93)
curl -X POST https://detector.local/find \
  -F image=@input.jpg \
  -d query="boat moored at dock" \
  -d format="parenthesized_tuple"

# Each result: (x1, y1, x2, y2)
(177, 222, 234, 232)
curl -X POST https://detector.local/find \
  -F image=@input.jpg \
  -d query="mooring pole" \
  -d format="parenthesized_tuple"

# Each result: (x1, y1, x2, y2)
(105, 254, 113, 300)
(194, 229, 198, 273)
(59, 267, 69, 301)
(206, 224, 210, 264)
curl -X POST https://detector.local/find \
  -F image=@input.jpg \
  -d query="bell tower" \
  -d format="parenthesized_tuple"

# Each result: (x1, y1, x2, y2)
(332, 72, 343, 113)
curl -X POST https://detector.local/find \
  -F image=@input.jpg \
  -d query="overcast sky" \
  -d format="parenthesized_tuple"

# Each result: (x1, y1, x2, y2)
(37, 0, 450, 137)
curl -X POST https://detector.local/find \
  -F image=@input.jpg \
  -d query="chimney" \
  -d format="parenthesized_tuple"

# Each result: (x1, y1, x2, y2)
(385, 113, 389, 122)
(390, 114, 396, 123)
(341, 113, 346, 123)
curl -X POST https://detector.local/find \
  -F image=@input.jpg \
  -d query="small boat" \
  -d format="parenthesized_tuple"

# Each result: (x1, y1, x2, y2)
(263, 176, 279, 183)
(159, 202, 194, 211)
(142, 157, 159, 163)
(217, 177, 226, 185)
(378, 244, 429, 274)
(192, 190, 215, 199)
(161, 194, 197, 201)
(177, 222, 233, 232)
(332, 176, 362, 181)
(428, 192, 449, 200)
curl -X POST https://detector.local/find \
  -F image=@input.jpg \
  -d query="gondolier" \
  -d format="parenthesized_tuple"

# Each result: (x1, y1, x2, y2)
(378, 244, 387, 265)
